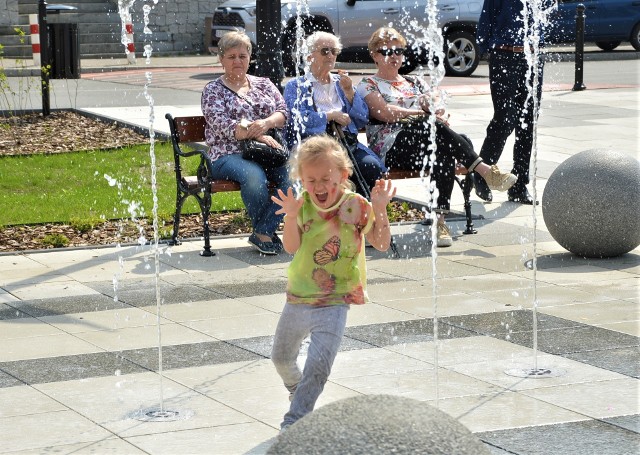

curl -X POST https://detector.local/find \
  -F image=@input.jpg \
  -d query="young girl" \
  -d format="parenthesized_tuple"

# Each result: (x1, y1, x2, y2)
(270, 134, 396, 432)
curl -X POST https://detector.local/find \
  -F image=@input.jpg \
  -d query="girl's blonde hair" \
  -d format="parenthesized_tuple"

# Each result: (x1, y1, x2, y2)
(290, 135, 354, 186)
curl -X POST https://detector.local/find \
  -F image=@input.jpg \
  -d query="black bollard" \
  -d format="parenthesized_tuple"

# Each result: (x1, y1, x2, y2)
(38, 0, 50, 115)
(255, 0, 283, 91)
(572, 4, 587, 91)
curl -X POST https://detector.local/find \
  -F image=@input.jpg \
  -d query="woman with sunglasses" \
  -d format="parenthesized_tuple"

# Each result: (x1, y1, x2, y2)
(356, 27, 517, 247)
(283, 31, 385, 197)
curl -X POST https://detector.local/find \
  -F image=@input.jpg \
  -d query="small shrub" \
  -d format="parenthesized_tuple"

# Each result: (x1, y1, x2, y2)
(387, 203, 400, 223)
(159, 227, 173, 239)
(229, 210, 250, 227)
(70, 216, 104, 233)
(157, 210, 174, 224)
(41, 233, 70, 248)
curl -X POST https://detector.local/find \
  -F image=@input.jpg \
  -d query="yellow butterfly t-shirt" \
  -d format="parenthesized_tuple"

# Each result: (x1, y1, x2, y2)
(286, 189, 374, 306)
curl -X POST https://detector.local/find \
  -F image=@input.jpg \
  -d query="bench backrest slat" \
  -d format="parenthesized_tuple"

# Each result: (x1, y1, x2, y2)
(175, 116, 207, 143)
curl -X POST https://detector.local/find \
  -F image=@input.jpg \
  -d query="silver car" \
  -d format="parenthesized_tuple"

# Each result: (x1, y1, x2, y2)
(210, 0, 482, 77)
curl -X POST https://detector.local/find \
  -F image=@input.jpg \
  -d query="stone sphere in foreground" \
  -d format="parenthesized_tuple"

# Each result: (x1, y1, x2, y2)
(267, 394, 490, 455)
(542, 149, 640, 258)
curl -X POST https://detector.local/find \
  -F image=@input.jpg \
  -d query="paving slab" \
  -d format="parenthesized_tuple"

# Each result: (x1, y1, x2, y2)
(478, 419, 640, 455)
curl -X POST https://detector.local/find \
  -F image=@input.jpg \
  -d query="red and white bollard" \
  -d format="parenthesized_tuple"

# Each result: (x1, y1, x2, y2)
(124, 20, 136, 63)
(29, 13, 41, 67)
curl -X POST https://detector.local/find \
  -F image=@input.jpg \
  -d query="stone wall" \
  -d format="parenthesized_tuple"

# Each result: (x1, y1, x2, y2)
(1, 0, 20, 27)
(111, 0, 224, 54)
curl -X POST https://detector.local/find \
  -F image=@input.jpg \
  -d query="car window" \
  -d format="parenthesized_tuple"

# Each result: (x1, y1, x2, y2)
(338, 1, 407, 49)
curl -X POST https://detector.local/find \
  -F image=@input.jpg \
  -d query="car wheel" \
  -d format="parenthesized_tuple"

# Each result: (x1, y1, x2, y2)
(443, 30, 479, 77)
(631, 22, 640, 51)
(595, 41, 621, 51)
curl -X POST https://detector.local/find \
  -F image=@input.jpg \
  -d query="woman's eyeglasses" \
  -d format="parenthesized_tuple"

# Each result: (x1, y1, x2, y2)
(376, 48, 406, 56)
(317, 47, 341, 56)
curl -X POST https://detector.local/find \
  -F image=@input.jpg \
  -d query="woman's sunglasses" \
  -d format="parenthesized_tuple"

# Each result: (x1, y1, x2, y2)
(376, 48, 406, 56)
(318, 47, 341, 56)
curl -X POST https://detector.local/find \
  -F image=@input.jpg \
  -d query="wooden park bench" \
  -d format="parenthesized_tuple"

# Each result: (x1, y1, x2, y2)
(165, 113, 477, 257)
(165, 113, 247, 257)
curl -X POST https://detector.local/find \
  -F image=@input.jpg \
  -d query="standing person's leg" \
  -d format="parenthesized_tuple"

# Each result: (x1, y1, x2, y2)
(474, 51, 524, 201)
(508, 56, 545, 204)
(280, 305, 348, 429)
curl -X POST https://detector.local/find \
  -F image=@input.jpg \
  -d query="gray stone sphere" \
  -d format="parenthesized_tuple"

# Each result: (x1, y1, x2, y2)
(542, 149, 640, 258)
(267, 394, 490, 455)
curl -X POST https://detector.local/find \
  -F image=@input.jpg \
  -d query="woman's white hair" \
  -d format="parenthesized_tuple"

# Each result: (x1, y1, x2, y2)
(305, 31, 342, 53)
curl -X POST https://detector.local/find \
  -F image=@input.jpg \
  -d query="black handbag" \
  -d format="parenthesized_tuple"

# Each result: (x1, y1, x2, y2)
(240, 128, 289, 168)
(217, 78, 289, 168)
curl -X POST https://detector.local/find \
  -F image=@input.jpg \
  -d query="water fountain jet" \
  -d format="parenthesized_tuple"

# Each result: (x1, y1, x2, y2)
(116, 0, 194, 422)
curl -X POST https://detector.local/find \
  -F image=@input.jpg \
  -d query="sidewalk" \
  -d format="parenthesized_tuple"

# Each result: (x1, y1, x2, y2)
(1, 43, 638, 75)
(0, 55, 638, 454)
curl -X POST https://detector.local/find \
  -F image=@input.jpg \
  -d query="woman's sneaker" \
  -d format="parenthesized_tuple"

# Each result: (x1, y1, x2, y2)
(437, 221, 453, 247)
(271, 233, 284, 252)
(484, 165, 517, 192)
(248, 233, 278, 255)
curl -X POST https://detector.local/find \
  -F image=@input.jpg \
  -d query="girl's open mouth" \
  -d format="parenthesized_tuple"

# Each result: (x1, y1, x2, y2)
(316, 192, 329, 204)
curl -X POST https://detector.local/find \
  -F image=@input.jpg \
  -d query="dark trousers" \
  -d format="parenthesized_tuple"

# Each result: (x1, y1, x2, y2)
(335, 130, 384, 198)
(480, 50, 544, 188)
(351, 145, 384, 197)
(386, 119, 479, 212)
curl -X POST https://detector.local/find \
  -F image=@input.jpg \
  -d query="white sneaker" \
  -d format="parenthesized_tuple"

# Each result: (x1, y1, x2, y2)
(437, 222, 453, 247)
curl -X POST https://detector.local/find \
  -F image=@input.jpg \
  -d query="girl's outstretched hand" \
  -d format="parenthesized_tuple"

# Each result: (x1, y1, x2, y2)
(370, 179, 396, 210)
(272, 187, 303, 217)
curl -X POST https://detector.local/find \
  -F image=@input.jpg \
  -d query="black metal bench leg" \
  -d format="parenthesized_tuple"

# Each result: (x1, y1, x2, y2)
(170, 195, 187, 246)
(200, 189, 215, 257)
(461, 174, 477, 234)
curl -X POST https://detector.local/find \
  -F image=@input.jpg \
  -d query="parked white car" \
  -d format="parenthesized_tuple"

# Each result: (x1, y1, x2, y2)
(210, 0, 483, 77)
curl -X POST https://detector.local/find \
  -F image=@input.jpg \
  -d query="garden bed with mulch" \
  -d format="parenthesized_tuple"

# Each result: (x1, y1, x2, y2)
(0, 111, 423, 253)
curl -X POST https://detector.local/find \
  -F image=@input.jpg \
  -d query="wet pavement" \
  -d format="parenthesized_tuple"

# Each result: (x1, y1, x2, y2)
(0, 52, 638, 454)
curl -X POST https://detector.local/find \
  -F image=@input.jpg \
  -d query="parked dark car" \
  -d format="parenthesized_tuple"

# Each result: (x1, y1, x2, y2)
(546, 0, 640, 50)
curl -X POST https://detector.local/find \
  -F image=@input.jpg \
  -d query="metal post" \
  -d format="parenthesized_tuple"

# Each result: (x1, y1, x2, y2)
(255, 0, 283, 90)
(38, 0, 50, 115)
(572, 4, 587, 91)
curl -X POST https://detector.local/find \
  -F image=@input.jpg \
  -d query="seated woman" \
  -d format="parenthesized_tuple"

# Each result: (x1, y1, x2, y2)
(283, 31, 385, 197)
(201, 31, 290, 255)
(356, 27, 517, 248)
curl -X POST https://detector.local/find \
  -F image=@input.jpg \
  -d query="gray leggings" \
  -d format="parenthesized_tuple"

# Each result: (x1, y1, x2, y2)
(271, 302, 349, 429)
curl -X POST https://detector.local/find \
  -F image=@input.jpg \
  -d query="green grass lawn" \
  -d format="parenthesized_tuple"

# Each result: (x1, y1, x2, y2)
(0, 142, 245, 226)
